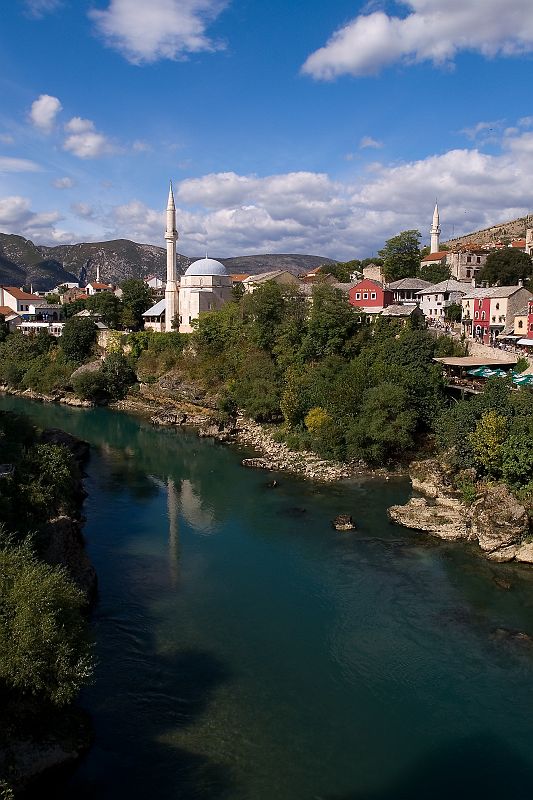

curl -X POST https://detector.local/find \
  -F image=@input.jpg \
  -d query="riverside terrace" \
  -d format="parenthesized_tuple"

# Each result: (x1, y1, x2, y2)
(434, 356, 518, 395)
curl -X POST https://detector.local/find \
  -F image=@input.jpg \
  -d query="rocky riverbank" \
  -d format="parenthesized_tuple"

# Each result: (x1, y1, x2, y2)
(388, 458, 533, 564)
(114, 387, 368, 482)
(0, 384, 93, 407)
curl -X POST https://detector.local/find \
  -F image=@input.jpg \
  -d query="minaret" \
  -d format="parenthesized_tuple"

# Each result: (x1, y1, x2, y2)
(164, 182, 178, 332)
(96, 264, 101, 283)
(430, 201, 441, 253)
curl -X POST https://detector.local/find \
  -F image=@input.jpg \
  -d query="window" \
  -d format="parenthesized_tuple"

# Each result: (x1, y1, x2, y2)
(363, 292, 368, 300)
(492, 316, 496, 322)
(467, 256, 472, 263)
(475, 311, 479, 319)
(481, 311, 486, 320)
(495, 302, 499, 309)
(370, 292, 377, 300)
(355, 292, 361, 300)
(466, 270, 471, 277)
(477, 257, 481, 264)
(519, 320, 524, 329)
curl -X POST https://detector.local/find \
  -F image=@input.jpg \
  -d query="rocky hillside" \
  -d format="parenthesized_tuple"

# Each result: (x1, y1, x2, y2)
(444, 215, 532, 250)
(0, 233, 336, 290)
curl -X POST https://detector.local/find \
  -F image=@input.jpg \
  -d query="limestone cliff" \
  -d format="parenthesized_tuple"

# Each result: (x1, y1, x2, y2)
(388, 459, 533, 564)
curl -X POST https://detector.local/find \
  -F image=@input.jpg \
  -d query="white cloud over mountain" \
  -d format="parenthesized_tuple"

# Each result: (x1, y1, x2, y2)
(302, 0, 533, 79)
(3, 126, 533, 257)
(29, 94, 62, 132)
(89, 0, 227, 64)
(0, 195, 71, 243)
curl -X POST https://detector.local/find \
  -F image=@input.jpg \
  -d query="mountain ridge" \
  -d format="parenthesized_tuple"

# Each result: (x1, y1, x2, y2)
(0, 233, 336, 290)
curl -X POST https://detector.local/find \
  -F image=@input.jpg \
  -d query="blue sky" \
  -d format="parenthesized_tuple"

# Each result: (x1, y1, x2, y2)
(1, 0, 533, 259)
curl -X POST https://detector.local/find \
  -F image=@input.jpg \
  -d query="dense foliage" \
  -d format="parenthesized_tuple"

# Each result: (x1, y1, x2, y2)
(436, 378, 533, 490)
(133, 282, 465, 466)
(0, 536, 93, 707)
(0, 409, 93, 778)
(478, 248, 533, 286)
(378, 230, 422, 282)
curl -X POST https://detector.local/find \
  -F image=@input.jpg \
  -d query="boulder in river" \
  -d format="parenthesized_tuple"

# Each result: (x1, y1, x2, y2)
(332, 514, 356, 531)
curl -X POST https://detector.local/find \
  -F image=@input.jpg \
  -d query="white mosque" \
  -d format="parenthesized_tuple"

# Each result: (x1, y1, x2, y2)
(143, 184, 233, 334)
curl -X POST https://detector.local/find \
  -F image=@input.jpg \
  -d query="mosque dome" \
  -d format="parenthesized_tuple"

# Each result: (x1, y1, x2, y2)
(184, 257, 228, 276)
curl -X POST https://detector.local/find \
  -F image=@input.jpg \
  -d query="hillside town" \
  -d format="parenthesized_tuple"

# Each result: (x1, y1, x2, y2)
(2, 193, 533, 362)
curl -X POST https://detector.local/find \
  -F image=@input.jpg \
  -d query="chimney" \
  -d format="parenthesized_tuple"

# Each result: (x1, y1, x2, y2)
(518, 278, 524, 288)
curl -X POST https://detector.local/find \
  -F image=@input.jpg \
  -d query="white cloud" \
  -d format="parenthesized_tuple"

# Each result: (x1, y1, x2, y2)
(359, 136, 383, 149)
(23, 0, 61, 17)
(71, 202, 96, 219)
(461, 119, 504, 140)
(518, 116, 533, 128)
(29, 94, 62, 132)
(5, 126, 533, 258)
(0, 134, 14, 145)
(0, 157, 41, 173)
(89, 0, 227, 65)
(302, 0, 533, 79)
(63, 116, 115, 158)
(0, 195, 71, 243)
(53, 176, 74, 189)
(132, 139, 151, 152)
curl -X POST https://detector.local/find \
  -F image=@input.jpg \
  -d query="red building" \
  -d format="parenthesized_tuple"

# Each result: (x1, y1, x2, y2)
(348, 279, 393, 314)
(471, 295, 491, 342)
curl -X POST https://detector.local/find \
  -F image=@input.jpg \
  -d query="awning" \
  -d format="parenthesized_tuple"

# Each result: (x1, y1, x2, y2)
(517, 338, 533, 346)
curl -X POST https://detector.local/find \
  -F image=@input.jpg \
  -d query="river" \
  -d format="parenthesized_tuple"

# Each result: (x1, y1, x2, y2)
(3, 395, 533, 799)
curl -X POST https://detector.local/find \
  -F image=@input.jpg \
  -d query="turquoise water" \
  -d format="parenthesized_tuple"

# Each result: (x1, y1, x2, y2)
(3, 396, 533, 799)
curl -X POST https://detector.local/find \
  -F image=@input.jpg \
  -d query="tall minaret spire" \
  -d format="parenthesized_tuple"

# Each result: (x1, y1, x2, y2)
(164, 181, 178, 332)
(430, 200, 441, 253)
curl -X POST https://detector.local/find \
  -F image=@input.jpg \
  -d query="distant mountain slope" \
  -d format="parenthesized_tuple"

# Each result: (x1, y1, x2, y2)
(0, 232, 336, 290)
(443, 215, 532, 250)
(218, 253, 336, 275)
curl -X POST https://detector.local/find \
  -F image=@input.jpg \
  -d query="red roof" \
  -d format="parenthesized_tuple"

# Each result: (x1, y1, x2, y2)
(421, 251, 447, 262)
(87, 282, 112, 289)
(511, 239, 526, 247)
(0, 305, 19, 317)
(1, 286, 42, 301)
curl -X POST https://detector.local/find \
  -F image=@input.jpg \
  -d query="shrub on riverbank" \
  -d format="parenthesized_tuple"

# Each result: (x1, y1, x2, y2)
(0, 536, 93, 707)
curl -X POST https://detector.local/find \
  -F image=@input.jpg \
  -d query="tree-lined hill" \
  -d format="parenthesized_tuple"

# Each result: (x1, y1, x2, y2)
(0, 233, 336, 290)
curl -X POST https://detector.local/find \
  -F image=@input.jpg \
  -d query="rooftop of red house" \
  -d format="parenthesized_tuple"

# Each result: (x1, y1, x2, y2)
(1, 286, 42, 302)
(420, 251, 448, 262)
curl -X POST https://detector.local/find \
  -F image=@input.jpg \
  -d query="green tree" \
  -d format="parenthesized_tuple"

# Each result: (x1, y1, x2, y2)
(469, 410, 508, 478)
(301, 284, 358, 358)
(477, 248, 533, 286)
(418, 261, 451, 284)
(60, 317, 97, 363)
(86, 291, 122, 328)
(445, 303, 462, 323)
(100, 352, 136, 400)
(243, 281, 285, 352)
(318, 263, 351, 282)
(121, 279, 153, 331)
(502, 431, 533, 487)
(378, 229, 421, 282)
(63, 298, 87, 318)
(0, 537, 93, 707)
(0, 314, 8, 344)
(45, 293, 60, 304)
